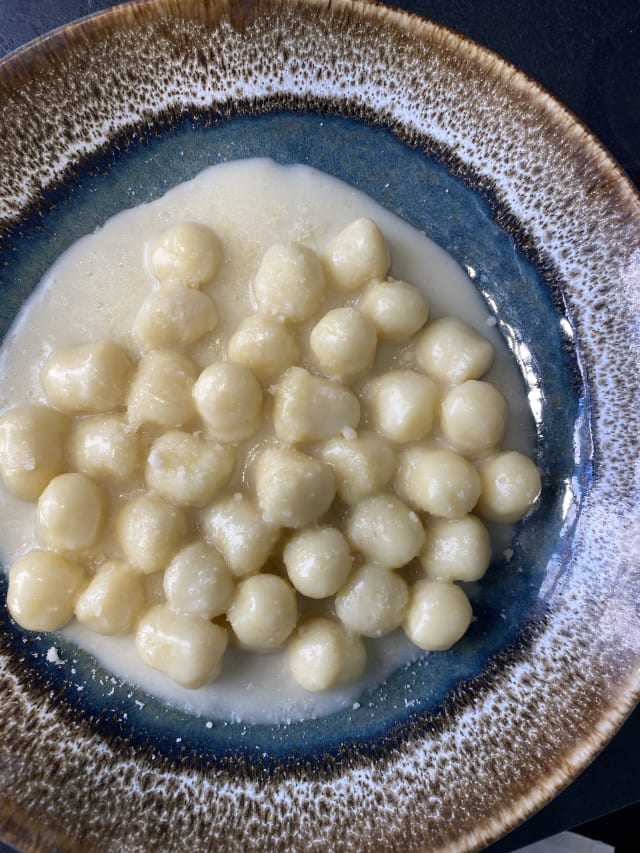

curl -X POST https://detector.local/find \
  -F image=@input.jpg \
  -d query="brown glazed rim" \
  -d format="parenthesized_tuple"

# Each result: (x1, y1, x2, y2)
(0, 2, 639, 852)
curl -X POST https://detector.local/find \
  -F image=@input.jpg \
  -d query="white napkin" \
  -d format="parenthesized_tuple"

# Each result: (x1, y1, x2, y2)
(513, 831, 615, 853)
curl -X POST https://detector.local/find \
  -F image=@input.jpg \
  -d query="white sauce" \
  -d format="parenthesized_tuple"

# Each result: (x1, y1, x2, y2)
(0, 159, 534, 723)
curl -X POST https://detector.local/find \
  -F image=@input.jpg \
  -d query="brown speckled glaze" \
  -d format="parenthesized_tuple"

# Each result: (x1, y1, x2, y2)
(1, 1, 639, 851)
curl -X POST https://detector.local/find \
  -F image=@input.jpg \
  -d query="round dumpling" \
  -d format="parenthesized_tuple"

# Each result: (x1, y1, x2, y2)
(335, 563, 408, 638)
(475, 451, 542, 523)
(0, 405, 69, 500)
(395, 446, 481, 518)
(345, 493, 425, 569)
(193, 361, 262, 443)
(145, 430, 234, 507)
(133, 288, 218, 350)
(358, 277, 428, 342)
(283, 526, 352, 598)
(127, 350, 198, 428)
(253, 446, 335, 529)
(7, 550, 87, 632)
(227, 573, 298, 651)
(414, 317, 493, 385)
(404, 579, 472, 651)
(147, 221, 222, 288)
(287, 617, 366, 692)
(228, 315, 299, 383)
(42, 341, 132, 413)
(309, 307, 377, 382)
(322, 218, 390, 291)
(36, 473, 106, 552)
(253, 242, 325, 321)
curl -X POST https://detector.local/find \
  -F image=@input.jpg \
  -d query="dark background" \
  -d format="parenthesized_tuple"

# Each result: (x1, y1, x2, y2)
(0, 1, 639, 851)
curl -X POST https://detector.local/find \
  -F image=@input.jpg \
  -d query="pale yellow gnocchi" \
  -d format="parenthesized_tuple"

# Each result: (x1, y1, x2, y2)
(147, 221, 222, 289)
(0, 210, 542, 696)
(42, 341, 132, 413)
(0, 405, 69, 500)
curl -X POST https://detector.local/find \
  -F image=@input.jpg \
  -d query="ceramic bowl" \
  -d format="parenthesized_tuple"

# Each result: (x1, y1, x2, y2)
(1, 1, 639, 851)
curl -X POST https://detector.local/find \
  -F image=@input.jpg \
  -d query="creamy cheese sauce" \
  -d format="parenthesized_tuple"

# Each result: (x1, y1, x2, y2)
(0, 159, 535, 723)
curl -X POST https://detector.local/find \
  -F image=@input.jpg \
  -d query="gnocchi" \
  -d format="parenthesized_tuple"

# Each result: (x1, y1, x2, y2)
(227, 573, 298, 651)
(254, 446, 335, 528)
(309, 307, 377, 382)
(322, 217, 390, 291)
(358, 277, 429, 342)
(75, 559, 146, 635)
(0, 199, 541, 699)
(283, 526, 352, 598)
(145, 430, 234, 507)
(204, 493, 279, 578)
(193, 361, 263, 443)
(133, 288, 218, 351)
(147, 221, 222, 289)
(127, 349, 198, 428)
(70, 414, 140, 483)
(272, 366, 360, 444)
(253, 242, 325, 321)
(36, 473, 106, 552)
(362, 369, 439, 444)
(0, 405, 69, 500)
(228, 315, 299, 383)
(335, 563, 409, 638)
(135, 603, 228, 688)
(116, 493, 189, 574)
(42, 341, 132, 413)
(287, 617, 366, 692)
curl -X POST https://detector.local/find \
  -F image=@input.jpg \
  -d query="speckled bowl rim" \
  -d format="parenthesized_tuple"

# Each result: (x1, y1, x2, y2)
(1, 1, 639, 852)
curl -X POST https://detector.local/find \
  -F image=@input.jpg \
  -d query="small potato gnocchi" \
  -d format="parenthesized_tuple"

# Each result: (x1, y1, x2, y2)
(75, 560, 146, 635)
(322, 217, 390, 291)
(163, 542, 235, 619)
(42, 341, 132, 413)
(335, 563, 408, 638)
(0, 204, 542, 695)
(193, 361, 262, 443)
(273, 366, 360, 443)
(116, 492, 189, 574)
(358, 277, 428, 342)
(415, 316, 494, 385)
(287, 617, 366, 692)
(70, 414, 140, 483)
(7, 550, 87, 631)
(395, 446, 481, 518)
(127, 350, 198, 428)
(227, 573, 298, 651)
(317, 430, 395, 504)
(0, 405, 69, 500)
(253, 242, 325, 321)
(309, 307, 377, 382)
(362, 369, 439, 444)
(404, 579, 473, 651)
(228, 315, 299, 383)
(254, 446, 335, 529)
(346, 493, 425, 568)
(204, 493, 279, 578)
(36, 473, 106, 552)
(283, 526, 352, 598)
(440, 380, 507, 455)
(147, 222, 222, 289)
(475, 451, 542, 523)
(145, 430, 234, 507)
(133, 288, 218, 351)
(420, 515, 491, 582)
(136, 603, 228, 688)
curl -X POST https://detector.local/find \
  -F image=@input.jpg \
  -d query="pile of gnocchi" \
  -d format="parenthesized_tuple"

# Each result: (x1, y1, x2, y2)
(0, 216, 541, 693)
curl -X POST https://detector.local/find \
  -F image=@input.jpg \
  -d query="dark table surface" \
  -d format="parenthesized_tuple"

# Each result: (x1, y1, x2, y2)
(0, 2, 639, 852)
